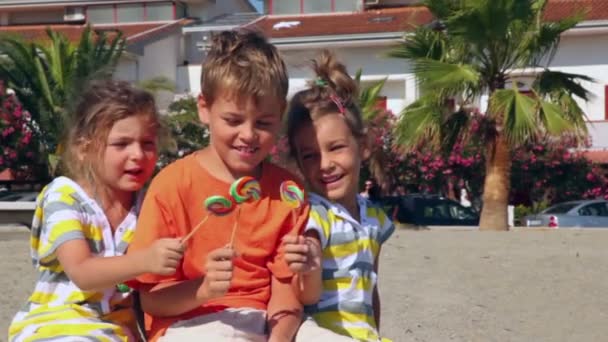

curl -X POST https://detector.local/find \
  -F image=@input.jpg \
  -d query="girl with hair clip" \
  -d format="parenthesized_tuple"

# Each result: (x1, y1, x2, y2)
(8, 80, 183, 342)
(282, 51, 395, 341)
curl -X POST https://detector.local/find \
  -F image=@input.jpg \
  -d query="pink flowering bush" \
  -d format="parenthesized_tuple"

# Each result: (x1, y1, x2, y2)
(510, 137, 602, 205)
(362, 110, 601, 208)
(0, 81, 39, 179)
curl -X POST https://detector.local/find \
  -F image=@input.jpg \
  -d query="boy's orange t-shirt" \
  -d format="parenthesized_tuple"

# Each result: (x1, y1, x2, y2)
(127, 153, 309, 341)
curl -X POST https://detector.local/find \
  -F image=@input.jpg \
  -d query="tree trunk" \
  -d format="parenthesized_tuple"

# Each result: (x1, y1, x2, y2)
(479, 134, 511, 231)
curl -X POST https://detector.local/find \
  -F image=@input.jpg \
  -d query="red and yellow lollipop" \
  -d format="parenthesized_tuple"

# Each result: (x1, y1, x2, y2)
(228, 176, 262, 247)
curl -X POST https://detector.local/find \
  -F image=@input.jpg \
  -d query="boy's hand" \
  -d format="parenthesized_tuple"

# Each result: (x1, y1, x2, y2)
(282, 235, 321, 274)
(199, 246, 236, 300)
(144, 238, 184, 275)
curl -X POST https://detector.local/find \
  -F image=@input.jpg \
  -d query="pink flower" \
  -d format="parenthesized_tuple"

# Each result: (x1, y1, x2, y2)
(12, 107, 22, 119)
(21, 132, 31, 145)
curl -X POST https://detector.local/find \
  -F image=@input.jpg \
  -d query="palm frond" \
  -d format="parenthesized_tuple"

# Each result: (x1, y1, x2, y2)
(533, 70, 593, 101)
(440, 108, 470, 155)
(359, 78, 387, 121)
(393, 95, 443, 150)
(555, 92, 589, 133)
(354, 69, 362, 84)
(538, 99, 572, 135)
(490, 88, 538, 144)
(414, 58, 480, 96)
(387, 26, 448, 61)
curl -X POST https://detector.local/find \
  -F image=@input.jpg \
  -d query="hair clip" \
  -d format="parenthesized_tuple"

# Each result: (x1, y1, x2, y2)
(314, 78, 328, 87)
(329, 93, 346, 114)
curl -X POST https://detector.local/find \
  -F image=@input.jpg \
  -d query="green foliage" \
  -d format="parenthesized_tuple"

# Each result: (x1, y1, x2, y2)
(0, 26, 125, 177)
(158, 96, 209, 167)
(136, 76, 175, 94)
(389, 0, 591, 228)
(513, 201, 550, 225)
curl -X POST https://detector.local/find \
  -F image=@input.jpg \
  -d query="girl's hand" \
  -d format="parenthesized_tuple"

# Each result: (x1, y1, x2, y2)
(144, 238, 184, 275)
(282, 235, 321, 274)
(198, 246, 236, 300)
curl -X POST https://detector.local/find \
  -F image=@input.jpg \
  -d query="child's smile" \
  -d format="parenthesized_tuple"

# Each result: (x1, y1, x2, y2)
(198, 93, 282, 181)
(295, 113, 368, 215)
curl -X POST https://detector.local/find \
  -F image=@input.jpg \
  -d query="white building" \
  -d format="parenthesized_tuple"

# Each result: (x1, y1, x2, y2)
(177, 0, 608, 162)
(3, 0, 608, 161)
(0, 0, 255, 107)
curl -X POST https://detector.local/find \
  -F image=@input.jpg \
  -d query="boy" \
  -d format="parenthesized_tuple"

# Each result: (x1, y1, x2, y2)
(127, 30, 309, 342)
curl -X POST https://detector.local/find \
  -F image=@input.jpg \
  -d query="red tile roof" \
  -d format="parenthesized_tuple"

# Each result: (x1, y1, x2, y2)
(250, 0, 608, 39)
(0, 19, 190, 45)
(249, 6, 432, 39)
(544, 0, 608, 22)
(583, 150, 608, 164)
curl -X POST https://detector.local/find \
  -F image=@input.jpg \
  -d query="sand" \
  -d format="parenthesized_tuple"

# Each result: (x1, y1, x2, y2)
(1, 227, 607, 342)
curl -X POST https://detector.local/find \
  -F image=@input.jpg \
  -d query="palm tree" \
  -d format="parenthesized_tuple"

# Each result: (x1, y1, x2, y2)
(0, 26, 125, 176)
(355, 71, 394, 193)
(388, 0, 591, 230)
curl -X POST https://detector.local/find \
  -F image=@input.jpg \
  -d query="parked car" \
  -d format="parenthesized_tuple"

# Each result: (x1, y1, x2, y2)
(524, 199, 608, 228)
(380, 194, 480, 226)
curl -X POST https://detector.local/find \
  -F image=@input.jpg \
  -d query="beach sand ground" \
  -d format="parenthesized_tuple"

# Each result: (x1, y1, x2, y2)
(1, 227, 607, 342)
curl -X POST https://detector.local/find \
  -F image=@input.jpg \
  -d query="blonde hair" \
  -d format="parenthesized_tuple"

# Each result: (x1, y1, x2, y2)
(201, 29, 288, 107)
(286, 50, 365, 157)
(62, 80, 160, 189)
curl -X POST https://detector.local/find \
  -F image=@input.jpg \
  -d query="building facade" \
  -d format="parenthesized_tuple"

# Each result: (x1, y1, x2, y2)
(3, 0, 608, 158)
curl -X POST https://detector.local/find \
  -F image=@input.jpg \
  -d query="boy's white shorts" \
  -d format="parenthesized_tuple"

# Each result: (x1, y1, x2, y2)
(159, 308, 266, 341)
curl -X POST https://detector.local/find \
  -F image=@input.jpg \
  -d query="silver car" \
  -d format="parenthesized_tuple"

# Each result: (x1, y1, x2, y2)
(525, 200, 608, 228)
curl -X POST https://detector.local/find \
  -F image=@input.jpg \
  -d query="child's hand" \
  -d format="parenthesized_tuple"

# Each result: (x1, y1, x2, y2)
(282, 235, 321, 274)
(144, 238, 184, 275)
(199, 246, 236, 300)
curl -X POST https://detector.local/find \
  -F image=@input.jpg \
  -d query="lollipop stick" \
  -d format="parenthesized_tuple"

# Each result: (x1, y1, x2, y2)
(229, 207, 241, 248)
(291, 209, 305, 292)
(181, 215, 210, 246)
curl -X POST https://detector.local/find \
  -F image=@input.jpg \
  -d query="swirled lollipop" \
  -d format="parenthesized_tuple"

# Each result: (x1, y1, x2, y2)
(280, 180, 304, 209)
(181, 195, 235, 245)
(228, 176, 262, 247)
(230, 176, 262, 203)
(205, 195, 235, 216)
(280, 180, 306, 290)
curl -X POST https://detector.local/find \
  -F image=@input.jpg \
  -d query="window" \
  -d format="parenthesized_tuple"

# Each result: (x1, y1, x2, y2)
(176, 3, 187, 19)
(303, 0, 332, 13)
(87, 5, 114, 23)
(117, 4, 144, 23)
(335, 0, 359, 12)
(273, 0, 300, 14)
(147, 2, 174, 21)
(9, 9, 63, 24)
(545, 203, 577, 214)
(578, 203, 608, 217)
(271, 0, 360, 14)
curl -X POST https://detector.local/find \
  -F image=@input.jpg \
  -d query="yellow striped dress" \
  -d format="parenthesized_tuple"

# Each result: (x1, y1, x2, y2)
(304, 193, 395, 342)
(8, 176, 139, 342)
